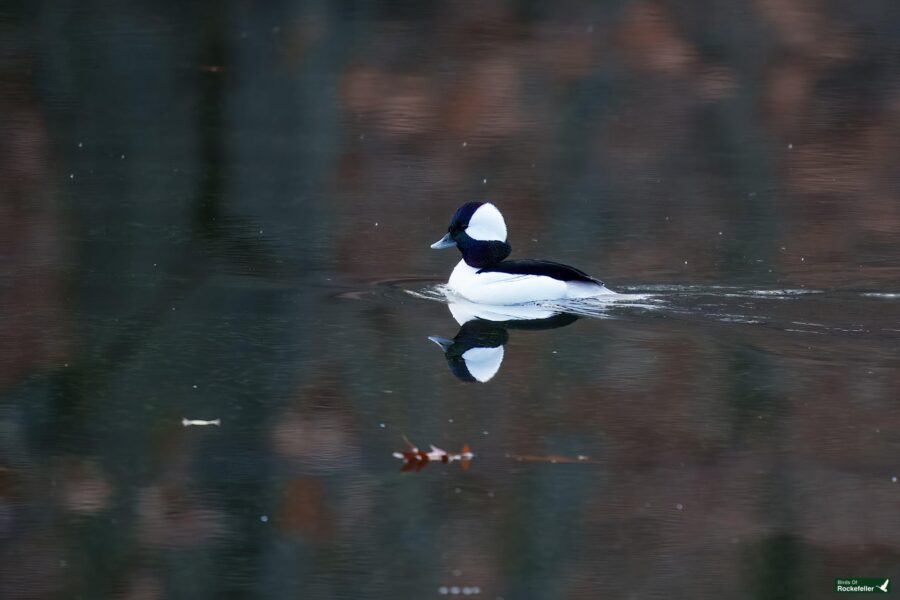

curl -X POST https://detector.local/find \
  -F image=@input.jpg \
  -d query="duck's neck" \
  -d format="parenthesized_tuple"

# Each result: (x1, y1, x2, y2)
(458, 239, 511, 268)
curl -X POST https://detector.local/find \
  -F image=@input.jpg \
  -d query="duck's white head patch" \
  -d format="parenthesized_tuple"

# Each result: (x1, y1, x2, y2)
(461, 346, 505, 383)
(466, 203, 507, 242)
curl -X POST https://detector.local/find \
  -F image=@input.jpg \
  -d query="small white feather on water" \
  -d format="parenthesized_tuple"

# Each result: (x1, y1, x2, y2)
(182, 418, 221, 427)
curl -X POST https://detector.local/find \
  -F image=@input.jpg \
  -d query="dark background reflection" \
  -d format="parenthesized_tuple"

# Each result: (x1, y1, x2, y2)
(1, 1, 899, 598)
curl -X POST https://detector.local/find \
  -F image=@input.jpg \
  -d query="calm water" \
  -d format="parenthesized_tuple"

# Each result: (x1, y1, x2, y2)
(2, 2, 900, 599)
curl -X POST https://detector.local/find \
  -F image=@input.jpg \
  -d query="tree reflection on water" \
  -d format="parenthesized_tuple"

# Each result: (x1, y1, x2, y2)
(1, 2, 899, 598)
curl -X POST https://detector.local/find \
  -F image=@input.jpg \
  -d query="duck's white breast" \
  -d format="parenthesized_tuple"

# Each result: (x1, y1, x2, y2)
(447, 260, 608, 304)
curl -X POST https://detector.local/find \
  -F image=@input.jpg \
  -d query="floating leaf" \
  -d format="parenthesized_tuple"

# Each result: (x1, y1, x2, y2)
(393, 438, 474, 472)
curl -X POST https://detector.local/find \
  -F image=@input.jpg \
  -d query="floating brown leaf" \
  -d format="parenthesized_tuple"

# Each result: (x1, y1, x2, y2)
(393, 437, 474, 472)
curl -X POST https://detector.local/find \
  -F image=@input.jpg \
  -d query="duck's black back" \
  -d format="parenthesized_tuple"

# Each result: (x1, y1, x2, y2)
(477, 259, 602, 285)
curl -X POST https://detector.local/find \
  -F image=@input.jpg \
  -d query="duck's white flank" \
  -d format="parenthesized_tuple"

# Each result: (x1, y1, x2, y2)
(446, 297, 561, 325)
(448, 260, 610, 305)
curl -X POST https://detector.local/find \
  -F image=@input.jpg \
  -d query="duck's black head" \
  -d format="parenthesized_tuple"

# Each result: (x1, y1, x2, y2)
(428, 320, 509, 383)
(430, 202, 511, 268)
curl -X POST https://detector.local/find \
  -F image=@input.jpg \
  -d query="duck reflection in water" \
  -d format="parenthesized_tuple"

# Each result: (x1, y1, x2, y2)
(428, 300, 578, 383)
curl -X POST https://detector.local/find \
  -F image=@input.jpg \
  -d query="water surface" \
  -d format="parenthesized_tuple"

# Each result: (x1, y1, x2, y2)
(1, 2, 900, 599)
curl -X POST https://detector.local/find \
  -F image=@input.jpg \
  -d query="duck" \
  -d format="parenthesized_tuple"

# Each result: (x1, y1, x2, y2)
(428, 299, 579, 383)
(430, 202, 612, 304)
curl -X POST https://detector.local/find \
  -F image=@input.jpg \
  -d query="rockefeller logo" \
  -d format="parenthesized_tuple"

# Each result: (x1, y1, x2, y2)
(835, 578, 890, 594)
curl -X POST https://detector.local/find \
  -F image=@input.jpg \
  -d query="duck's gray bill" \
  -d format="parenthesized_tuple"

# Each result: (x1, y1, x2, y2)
(427, 336, 453, 351)
(430, 233, 456, 249)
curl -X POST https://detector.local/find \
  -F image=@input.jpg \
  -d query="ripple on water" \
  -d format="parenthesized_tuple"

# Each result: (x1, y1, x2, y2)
(404, 285, 661, 319)
(400, 282, 900, 345)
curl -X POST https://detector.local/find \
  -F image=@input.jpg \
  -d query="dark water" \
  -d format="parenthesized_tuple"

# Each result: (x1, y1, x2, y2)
(2, 2, 900, 599)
